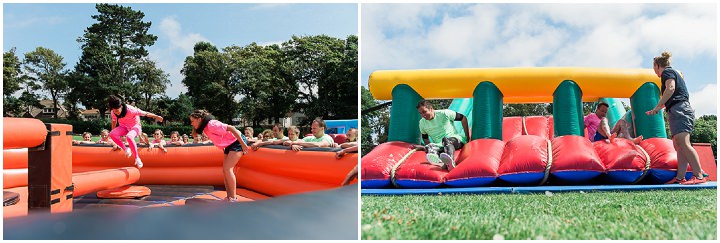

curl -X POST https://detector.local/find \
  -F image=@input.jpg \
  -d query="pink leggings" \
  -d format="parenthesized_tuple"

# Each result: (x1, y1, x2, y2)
(109, 125, 141, 160)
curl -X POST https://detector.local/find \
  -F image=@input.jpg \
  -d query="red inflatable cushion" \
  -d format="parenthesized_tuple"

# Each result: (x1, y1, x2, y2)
(393, 151, 447, 188)
(498, 135, 550, 176)
(503, 117, 524, 142)
(593, 139, 648, 172)
(445, 139, 504, 186)
(360, 142, 416, 187)
(551, 135, 605, 173)
(524, 116, 551, 140)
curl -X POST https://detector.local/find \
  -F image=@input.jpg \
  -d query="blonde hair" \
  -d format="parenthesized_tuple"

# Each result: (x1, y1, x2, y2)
(653, 51, 671, 67)
(288, 125, 300, 135)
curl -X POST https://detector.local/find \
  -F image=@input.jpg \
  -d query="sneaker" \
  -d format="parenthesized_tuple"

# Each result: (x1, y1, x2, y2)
(440, 153, 456, 171)
(134, 158, 143, 169)
(125, 148, 132, 158)
(426, 153, 443, 167)
(664, 178, 686, 184)
(681, 176, 708, 185)
(223, 196, 238, 202)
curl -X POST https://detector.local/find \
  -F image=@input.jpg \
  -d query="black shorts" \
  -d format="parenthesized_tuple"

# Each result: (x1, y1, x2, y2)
(223, 140, 244, 155)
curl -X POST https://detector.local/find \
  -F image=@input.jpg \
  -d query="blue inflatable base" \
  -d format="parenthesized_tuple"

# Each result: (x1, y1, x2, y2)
(445, 177, 496, 187)
(645, 169, 693, 184)
(394, 180, 443, 189)
(498, 172, 544, 185)
(603, 171, 643, 184)
(361, 182, 716, 196)
(360, 179, 391, 189)
(551, 171, 603, 184)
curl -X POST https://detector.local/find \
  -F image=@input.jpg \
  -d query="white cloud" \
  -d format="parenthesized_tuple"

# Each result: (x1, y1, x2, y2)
(362, 3, 716, 77)
(149, 16, 211, 98)
(689, 84, 717, 117)
(5, 16, 65, 29)
(158, 17, 210, 56)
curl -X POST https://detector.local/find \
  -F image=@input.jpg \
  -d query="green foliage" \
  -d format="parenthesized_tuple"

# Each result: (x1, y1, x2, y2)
(23, 46, 69, 118)
(133, 58, 169, 111)
(362, 189, 717, 240)
(691, 115, 717, 158)
(3, 48, 23, 96)
(181, 42, 237, 122)
(165, 93, 195, 125)
(70, 3, 157, 117)
(361, 86, 390, 155)
(282, 35, 358, 123)
(227, 43, 296, 126)
(504, 103, 553, 117)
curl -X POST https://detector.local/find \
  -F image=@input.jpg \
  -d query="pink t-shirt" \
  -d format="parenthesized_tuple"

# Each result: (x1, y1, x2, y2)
(584, 113, 600, 142)
(203, 120, 241, 149)
(151, 138, 163, 144)
(111, 104, 147, 128)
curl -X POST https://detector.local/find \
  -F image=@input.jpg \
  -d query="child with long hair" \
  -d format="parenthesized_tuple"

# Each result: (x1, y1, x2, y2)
(189, 110, 250, 201)
(107, 95, 163, 168)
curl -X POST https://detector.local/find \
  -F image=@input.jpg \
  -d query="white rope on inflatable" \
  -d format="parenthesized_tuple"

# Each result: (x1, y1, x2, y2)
(539, 138, 553, 185)
(632, 143, 652, 184)
(389, 147, 422, 188)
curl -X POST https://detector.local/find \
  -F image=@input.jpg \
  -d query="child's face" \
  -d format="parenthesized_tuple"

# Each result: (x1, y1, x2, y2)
(171, 134, 179, 141)
(257, 133, 264, 140)
(202, 135, 209, 141)
(244, 129, 253, 137)
(154, 131, 163, 139)
(182, 136, 189, 142)
(100, 131, 109, 140)
(83, 134, 92, 141)
(288, 130, 299, 141)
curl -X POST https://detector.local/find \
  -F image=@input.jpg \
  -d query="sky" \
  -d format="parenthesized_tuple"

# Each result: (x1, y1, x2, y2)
(3, 3, 358, 100)
(361, 3, 717, 116)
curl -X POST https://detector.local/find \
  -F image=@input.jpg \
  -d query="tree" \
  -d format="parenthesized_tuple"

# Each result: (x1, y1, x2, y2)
(23, 47, 68, 118)
(166, 93, 195, 125)
(181, 41, 236, 122)
(281, 35, 357, 123)
(228, 43, 297, 126)
(504, 103, 552, 117)
(71, 3, 157, 117)
(4, 48, 25, 116)
(690, 115, 717, 158)
(133, 58, 169, 110)
(361, 86, 390, 155)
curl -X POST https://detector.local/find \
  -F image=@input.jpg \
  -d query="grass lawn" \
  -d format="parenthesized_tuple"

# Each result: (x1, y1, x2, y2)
(362, 189, 716, 240)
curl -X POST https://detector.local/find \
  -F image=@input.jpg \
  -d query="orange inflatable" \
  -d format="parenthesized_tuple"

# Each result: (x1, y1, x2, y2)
(72, 143, 357, 196)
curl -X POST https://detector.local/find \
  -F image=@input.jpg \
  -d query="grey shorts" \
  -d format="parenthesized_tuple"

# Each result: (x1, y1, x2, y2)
(666, 101, 695, 137)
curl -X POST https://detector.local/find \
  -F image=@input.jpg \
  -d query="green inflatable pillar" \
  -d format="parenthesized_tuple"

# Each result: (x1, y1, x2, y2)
(471, 81, 503, 140)
(630, 82, 667, 139)
(388, 84, 423, 144)
(553, 80, 584, 137)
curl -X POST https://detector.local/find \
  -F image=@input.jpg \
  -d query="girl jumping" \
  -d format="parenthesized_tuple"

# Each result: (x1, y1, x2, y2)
(107, 95, 163, 168)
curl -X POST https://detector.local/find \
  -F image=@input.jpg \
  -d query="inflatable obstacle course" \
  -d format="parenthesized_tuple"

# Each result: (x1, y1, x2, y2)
(362, 67, 712, 192)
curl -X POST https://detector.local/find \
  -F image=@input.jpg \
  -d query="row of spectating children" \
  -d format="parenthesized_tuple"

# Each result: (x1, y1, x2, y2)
(72, 129, 213, 152)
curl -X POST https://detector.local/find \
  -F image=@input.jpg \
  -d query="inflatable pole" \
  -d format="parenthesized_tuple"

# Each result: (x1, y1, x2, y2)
(630, 82, 667, 139)
(387, 84, 423, 144)
(553, 80, 584, 136)
(472, 81, 503, 140)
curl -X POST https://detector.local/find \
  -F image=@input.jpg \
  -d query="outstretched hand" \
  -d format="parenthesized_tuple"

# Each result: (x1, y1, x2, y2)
(645, 108, 660, 116)
(156, 116, 164, 122)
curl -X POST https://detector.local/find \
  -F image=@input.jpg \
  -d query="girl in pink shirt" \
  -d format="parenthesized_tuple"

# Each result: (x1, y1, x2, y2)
(107, 95, 163, 168)
(189, 109, 250, 202)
